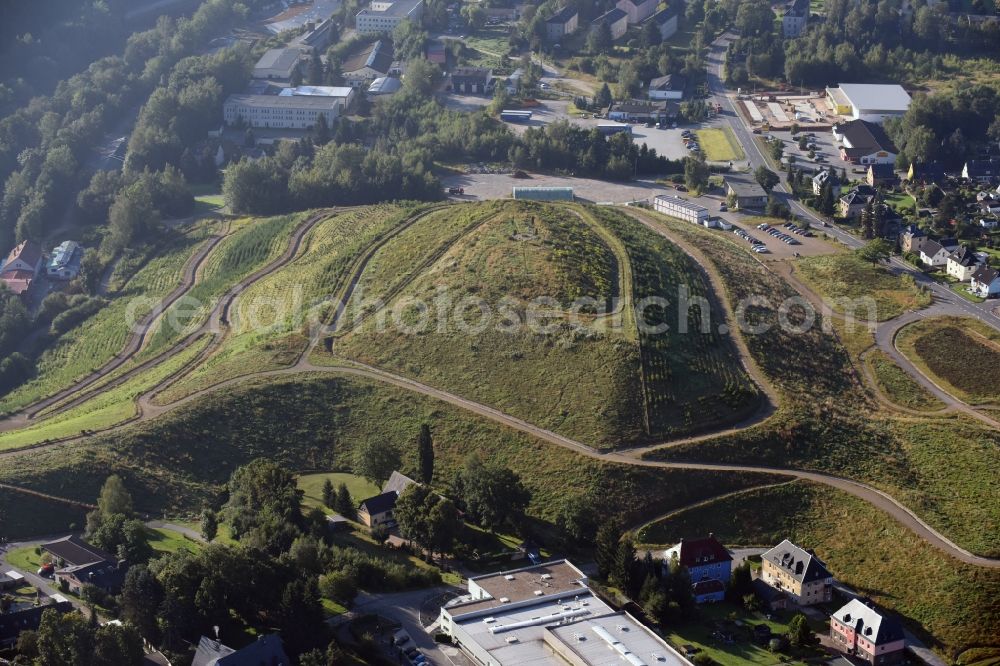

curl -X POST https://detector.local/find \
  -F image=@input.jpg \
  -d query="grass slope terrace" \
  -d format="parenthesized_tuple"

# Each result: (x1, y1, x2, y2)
(335, 202, 758, 448)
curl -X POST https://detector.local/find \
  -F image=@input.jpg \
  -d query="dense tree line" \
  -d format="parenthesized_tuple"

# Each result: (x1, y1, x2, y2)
(0, 0, 266, 250)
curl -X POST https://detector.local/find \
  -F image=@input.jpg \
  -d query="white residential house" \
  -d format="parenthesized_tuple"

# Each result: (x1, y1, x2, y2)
(616, 0, 658, 24)
(979, 218, 999, 229)
(971, 266, 1000, 298)
(946, 246, 983, 281)
(648, 74, 685, 100)
(919, 240, 952, 267)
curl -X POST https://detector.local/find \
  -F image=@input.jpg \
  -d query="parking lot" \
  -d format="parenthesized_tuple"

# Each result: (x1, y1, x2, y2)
(726, 217, 837, 259)
(772, 129, 856, 178)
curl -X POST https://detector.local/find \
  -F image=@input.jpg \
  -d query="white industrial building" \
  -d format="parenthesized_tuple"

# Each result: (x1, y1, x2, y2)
(252, 48, 303, 80)
(355, 0, 424, 34)
(223, 94, 343, 129)
(653, 195, 710, 225)
(439, 560, 693, 666)
(825, 84, 912, 123)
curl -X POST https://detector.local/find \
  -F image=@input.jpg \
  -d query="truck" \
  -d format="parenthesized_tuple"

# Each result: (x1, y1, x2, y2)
(500, 109, 533, 122)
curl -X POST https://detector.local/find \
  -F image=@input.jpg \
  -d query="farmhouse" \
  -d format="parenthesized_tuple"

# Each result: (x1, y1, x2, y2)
(760, 539, 834, 606)
(724, 176, 768, 210)
(825, 84, 911, 123)
(438, 560, 693, 666)
(450, 66, 493, 94)
(646, 5, 681, 40)
(591, 8, 629, 40)
(829, 599, 905, 665)
(654, 195, 710, 225)
(648, 74, 685, 100)
(832, 119, 898, 165)
(342, 40, 394, 88)
(357, 490, 400, 527)
(355, 0, 424, 35)
(663, 535, 732, 603)
(544, 6, 578, 41)
(223, 94, 341, 129)
(971, 265, 1000, 298)
(782, 0, 810, 37)
(1, 240, 42, 296)
(616, 0, 658, 24)
(252, 48, 303, 80)
(946, 246, 983, 281)
(192, 634, 289, 666)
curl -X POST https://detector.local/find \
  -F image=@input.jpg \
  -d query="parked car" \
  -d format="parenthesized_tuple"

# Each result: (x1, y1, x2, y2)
(719, 204, 728, 211)
(37, 563, 55, 577)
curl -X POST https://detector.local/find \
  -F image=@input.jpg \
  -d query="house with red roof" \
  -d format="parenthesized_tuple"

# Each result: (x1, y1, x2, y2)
(1, 240, 43, 297)
(663, 534, 733, 603)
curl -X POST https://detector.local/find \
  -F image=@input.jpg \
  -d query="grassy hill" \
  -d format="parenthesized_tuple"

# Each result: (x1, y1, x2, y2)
(334, 202, 757, 448)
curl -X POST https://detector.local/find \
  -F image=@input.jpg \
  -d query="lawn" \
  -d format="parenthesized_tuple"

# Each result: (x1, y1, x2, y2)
(896, 316, 1000, 404)
(6, 545, 44, 572)
(637, 481, 1000, 658)
(664, 601, 826, 666)
(884, 192, 916, 216)
(297, 472, 380, 513)
(695, 128, 745, 162)
(0, 224, 217, 416)
(865, 349, 945, 412)
(146, 526, 202, 555)
(795, 252, 932, 321)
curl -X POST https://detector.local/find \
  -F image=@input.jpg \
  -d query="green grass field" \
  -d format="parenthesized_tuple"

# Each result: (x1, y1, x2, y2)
(897, 317, 1000, 405)
(865, 349, 945, 411)
(637, 481, 1000, 657)
(0, 223, 217, 416)
(695, 128, 745, 162)
(6, 545, 45, 572)
(297, 472, 379, 513)
(147, 526, 203, 555)
(795, 252, 932, 322)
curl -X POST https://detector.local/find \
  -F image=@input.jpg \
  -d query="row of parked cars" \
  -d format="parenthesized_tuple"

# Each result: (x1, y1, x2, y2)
(681, 129, 700, 152)
(732, 226, 770, 253)
(757, 222, 801, 245)
(393, 630, 428, 666)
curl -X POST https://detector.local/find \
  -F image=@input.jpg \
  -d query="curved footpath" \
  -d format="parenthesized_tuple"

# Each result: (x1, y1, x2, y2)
(0, 206, 997, 569)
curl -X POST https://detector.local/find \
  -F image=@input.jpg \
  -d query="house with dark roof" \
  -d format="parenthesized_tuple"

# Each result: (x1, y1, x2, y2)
(42, 535, 115, 568)
(899, 224, 925, 253)
(342, 40, 394, 88)
(866, 163, 898, 187)
(383, 470, 417, 496)
(449, 66, 492, 94)
(829, 599, 905, 665)
(0, 599, 74, 649)
(545, 6, 578, 41)
(971, 265, 1000, 298)
(907, 161, 946, 184)
(57, 560, 128, 595)
(591, 8, 629, 40)
(760, 539, 834, 606)
(838, 185, 879, 220)
(645, 5, 681, 40)
(192, 633, 289, 666)
(663, 534, 732, 603)
(962, 157, 1000, 183)
(648, 74, 685, 101)
(946, 246, 983, 281)
(724, 175, 768, 210)
(357, 490, 401, 527)
(833, 120, 898, 165)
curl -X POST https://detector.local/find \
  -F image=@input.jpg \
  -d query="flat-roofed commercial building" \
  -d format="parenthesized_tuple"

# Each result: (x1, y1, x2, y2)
(356, 0, 424, 34)
(439, 560, 693, 666)
(223, 94, 341, 129)
(253, 48, 303, 80)
(825, 84, 911, 123)
(654, 195, 709, 225)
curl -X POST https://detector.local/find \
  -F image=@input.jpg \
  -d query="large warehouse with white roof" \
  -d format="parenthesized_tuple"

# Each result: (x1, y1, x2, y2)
(825, 84, 912, 123)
